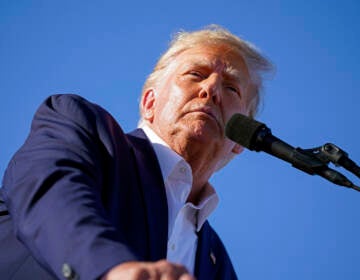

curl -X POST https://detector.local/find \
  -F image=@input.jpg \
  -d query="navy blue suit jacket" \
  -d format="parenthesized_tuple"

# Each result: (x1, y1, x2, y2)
(0, 94, 237, 279)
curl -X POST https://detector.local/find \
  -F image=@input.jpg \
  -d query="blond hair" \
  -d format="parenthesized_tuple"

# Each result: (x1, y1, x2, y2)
(139, 25, 273, 124)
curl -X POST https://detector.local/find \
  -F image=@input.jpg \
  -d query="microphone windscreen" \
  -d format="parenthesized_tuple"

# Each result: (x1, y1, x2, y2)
(225, 113, 265, 150)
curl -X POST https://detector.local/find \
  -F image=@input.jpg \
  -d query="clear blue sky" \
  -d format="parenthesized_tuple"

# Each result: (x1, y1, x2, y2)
(1, 1, 360, 279)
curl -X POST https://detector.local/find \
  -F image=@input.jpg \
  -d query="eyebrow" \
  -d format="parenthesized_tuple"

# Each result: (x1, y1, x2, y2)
(182, 59, 250, 88)
(224, 66, 246, 84)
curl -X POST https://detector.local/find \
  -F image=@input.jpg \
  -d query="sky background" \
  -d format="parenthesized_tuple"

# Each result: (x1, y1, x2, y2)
(1, 1, 360, 279)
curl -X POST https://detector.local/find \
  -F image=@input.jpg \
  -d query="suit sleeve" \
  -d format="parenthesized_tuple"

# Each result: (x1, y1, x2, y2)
(1, 94, 139, 279)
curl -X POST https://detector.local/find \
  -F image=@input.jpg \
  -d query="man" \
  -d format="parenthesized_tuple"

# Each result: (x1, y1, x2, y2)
(0, 25, 272, 279)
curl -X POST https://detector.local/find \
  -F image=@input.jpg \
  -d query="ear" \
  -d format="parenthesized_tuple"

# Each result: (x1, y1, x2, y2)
(141, 88, 156, 123)
(231, 143, 244, 154)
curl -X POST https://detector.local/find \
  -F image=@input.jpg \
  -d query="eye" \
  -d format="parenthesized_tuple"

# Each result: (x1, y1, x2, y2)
(188, 71, 204, 79)
(225, 84, 241, 97)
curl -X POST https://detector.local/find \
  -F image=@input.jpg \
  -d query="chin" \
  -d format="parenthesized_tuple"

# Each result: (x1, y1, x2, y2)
(189, 127, 222, 144)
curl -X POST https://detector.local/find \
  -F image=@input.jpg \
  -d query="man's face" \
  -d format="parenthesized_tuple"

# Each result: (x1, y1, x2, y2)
(142, 44, 251, 169)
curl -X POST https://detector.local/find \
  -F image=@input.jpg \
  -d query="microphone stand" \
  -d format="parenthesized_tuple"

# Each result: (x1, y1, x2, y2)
(299, 143, 360, 192)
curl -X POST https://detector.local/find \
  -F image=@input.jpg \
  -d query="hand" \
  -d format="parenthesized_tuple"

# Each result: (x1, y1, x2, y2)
(101, 260, 196, 280)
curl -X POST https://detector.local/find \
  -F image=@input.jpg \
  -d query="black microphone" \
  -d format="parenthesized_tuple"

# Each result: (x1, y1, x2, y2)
(225, 113, 357, 189)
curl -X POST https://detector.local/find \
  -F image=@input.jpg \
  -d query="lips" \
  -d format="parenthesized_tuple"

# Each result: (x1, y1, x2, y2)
(186, 105, 222, 128)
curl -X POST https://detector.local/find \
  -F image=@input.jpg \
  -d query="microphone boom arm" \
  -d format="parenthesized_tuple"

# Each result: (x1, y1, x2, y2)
(297, 143, 360, 192)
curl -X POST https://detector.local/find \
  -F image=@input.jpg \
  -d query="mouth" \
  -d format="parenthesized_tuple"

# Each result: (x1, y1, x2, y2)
(187, 106, 222, 129)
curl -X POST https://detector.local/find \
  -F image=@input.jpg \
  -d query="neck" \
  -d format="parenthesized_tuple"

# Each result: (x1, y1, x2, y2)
(147, 122, 222, 203)
(172, 139, 221, 204)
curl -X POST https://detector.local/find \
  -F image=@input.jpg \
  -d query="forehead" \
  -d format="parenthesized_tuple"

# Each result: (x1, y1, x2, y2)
(172, 44, 250, 82)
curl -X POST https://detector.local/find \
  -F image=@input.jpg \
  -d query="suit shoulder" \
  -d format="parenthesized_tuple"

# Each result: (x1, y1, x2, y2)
(39, 94, 110, 120)
(34, 94, 125, 137)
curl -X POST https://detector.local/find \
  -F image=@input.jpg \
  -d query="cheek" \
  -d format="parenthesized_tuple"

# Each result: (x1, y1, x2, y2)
(156, 85, 186, 118)
(222, 96, 247, 121)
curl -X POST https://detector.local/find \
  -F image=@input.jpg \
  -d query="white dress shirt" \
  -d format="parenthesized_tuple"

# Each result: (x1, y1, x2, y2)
(142, 126, 219, 274)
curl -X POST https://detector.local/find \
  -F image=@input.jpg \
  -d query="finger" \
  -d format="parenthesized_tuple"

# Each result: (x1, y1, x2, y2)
(179, 275, 196, 280)
(164, 268, 194, 279)
(153, 260, 191, 280)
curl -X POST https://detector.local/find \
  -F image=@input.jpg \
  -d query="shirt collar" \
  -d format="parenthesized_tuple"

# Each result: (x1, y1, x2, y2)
(142, 125, 219, 231)
(141, 125, 188, 183)
(186, 182, 219, 231)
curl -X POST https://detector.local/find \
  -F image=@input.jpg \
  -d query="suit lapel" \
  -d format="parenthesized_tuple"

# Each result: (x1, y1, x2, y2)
(194, 221, 217, 280)
(127, 129, 168, 261)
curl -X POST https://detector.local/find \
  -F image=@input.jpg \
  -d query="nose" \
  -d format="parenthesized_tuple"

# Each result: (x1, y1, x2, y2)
(198, 74, 221, 104)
